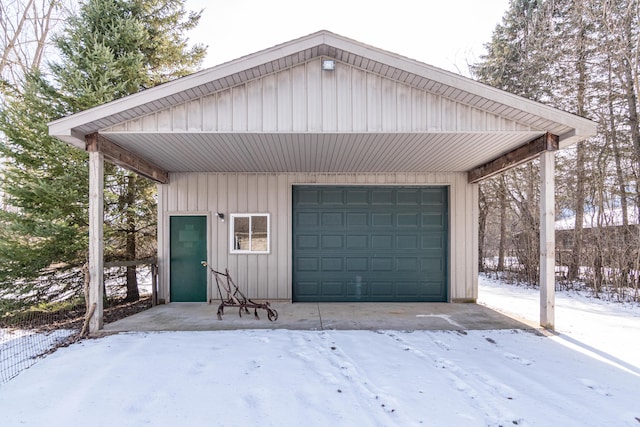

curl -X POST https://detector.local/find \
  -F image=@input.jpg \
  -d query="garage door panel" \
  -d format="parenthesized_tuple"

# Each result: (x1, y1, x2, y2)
(321, 212, 344, 226)
(321, 281, 345, 296)
(423, 281, 447, 298)
(423, 233, 445, 249)
(296, 212, 319, 227)
(346, 190, 369, 204)
(296, 235, 319, 249)
(293, 186, 447, 302)
(346, 257, 369, 271)
(371, 281, 394, 297)
(297, 189, 321, 205)
(397, 189, 421, 205)
(347, 212, 369, 227)
(397, 213, 419, 227)
(371, 257, 393, 271)
(321, 189, 344, 204)
(422, 213, 446, 227)
(422, 257, 444, 272)
(296, 257, 319, 271)
(346, 235, 369, 249)
(422, 188, 447, 204)
(347, 280, 368, 298)
(372, 235, 393, 249)
(322, 257, 344, 271)
(397, 235, 419, 250)
(372, 212, 393, 227)
(296, 282, 319, 297)
(321, 235, 344, 249)
(396, 281, 422, 297)
(397, 257, 419, 271)
(372, 189, 394, 204)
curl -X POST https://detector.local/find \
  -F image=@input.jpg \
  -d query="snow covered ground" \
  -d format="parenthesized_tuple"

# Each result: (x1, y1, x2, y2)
(1, 277, 639, 426)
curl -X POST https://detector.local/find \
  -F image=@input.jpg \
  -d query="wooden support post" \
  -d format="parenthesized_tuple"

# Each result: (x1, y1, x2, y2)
(539, 150, 555, 330)
(87, 136, 104, 333)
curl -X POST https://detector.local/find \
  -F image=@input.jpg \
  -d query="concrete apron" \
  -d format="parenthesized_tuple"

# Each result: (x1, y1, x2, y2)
(101, 302, 534, 333)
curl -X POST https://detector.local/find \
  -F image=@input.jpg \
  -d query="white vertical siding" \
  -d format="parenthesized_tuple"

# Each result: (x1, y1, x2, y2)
(158, 172, 478, 302)
(107, 60, 530, 134)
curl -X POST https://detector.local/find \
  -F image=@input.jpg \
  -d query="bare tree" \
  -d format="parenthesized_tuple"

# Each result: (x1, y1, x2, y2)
(0, 0, 69, 86)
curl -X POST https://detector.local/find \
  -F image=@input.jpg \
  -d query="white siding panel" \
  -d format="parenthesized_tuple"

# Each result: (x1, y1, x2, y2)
(441, 98, 456, 131)
(187, 100, 202, 131)
(157, 109, 172, 131)
(262, 74, 277, 131)
(277, 174, 289, 299)
(457, 104, 471, 131)
(381, 78, 396, 131)
(322, 66, 337, 131)
(427, 93, 441, 131)
(411, 88, 427, 131)
(173, 104, 187, 131)
(217, 89, 232, 131)
(351, 68, 367, 131)
(126, 118, 142, 131)
(336, 64, 352, 131)
(471, 108, 486, 131)
(232, 85, 247, 131)
(141, 113, 157, 132)
(307, 59, 322, 131)
(397, 84, 411, 131)
(187, 173, 199, 211)
(247, 80, 263, 131)
(158, 172, 477, 302)
(202, 94, 217, 131)
(291, 64, 307, 131)
(367, 73, 382, 131)
(216, 174, 228, 271)
(277, 69, 292, 131)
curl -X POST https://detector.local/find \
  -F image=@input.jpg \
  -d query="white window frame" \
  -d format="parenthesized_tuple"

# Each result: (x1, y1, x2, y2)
(229, 213, 270, 254)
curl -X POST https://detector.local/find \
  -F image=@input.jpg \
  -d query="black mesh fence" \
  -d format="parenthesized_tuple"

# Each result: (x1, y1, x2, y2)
(0, 309, 81, 386)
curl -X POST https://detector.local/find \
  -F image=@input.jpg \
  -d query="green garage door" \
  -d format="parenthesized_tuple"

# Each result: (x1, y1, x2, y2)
(293, 186, 448, 302)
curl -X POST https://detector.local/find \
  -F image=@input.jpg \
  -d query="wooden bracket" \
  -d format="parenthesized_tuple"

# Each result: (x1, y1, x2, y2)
(85, 133, 169, 184)
(467, 132, 559, 183)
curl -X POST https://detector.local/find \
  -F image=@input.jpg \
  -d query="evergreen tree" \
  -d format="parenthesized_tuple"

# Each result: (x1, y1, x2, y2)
(0, 73, 88, 301)
(0, 0, 205, 303)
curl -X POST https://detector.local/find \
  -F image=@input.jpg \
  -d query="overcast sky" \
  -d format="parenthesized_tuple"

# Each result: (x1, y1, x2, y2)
(185, 0, 510, 76)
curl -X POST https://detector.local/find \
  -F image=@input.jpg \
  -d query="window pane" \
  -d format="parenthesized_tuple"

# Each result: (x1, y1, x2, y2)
(251, 215, 268, 251)
(233, 216, 250, 250)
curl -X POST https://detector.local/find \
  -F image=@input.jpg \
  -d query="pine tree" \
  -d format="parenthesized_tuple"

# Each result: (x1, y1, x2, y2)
(0, 0, 205, 303)
(0, 73, 88, 300)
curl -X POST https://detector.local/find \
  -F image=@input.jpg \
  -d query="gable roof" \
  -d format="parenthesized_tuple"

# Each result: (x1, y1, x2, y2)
(49, 30, 597, 176)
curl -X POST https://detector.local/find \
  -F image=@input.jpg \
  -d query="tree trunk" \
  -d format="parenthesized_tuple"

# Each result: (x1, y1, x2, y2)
(608, 55, 629, 226)
(497, 175, 507, 271)
(569, 16, 587, 282)
(478, 184, 488, 272)
(125, 172, 139, 302)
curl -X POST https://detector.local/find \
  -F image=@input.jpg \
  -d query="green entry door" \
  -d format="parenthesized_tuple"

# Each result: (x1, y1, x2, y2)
(293, 186, 448, 302)
(170, 216, 207, 302)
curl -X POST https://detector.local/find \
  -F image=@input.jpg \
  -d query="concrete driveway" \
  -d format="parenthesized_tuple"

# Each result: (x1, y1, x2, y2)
(102, 302, 534, 332)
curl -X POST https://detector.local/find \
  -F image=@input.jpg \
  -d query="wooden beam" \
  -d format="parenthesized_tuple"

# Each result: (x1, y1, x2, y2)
(86, 132, 169, 184)
(539, 150, 555, 330)
(467, 132, 559, 183)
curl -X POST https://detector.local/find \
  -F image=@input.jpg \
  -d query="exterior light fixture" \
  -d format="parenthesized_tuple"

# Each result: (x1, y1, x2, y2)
(216, 212, 225, 222)
(322, 59, 336, 71)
